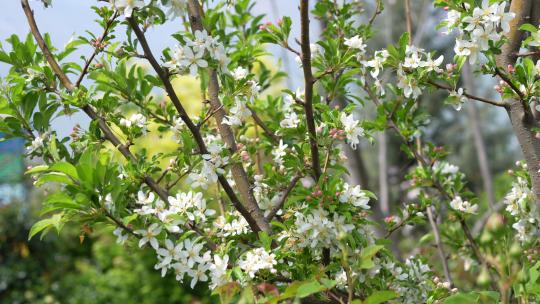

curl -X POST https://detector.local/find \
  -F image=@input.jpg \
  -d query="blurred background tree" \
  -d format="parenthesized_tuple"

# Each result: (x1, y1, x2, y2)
(0, 193, 216, 304)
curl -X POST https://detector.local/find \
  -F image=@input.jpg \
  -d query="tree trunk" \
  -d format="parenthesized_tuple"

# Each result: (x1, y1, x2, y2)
(497, 0, 540, 206)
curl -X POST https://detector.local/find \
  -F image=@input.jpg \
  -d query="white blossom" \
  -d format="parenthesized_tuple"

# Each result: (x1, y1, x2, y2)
(136, 190, 155, 205)
(339, 183, 370, 209)
(188, 262, 210, 288)
(120, 113, 147, 132)
(272, 140, 288, 168)
(231, 66, 249, 80)
(27, 131, 50, 153)
(449, 88, 468, 111)
(180, 46, 208, 76)
(340, 112, 364, 149)
(135, 223, 162, 249)
(111, 0, 145, 17)
(209, 254, 229, 289)
(449, 196, 478, 214)
(239, 248, 277, 278)
(163, 0, 186, 18)
(344, 35, 366, 52)
(113, 227, 128, 245)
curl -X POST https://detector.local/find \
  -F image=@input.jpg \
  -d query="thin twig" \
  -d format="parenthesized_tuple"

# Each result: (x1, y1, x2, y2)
(427, 80, 507, 107)
(265, 174, 301, 222)
(368, 0, 383, 26)
(426, 206, 453, 286)
(197, 104, 223, 129)
(282, 41, 301, 57)
(75, 12, 118, 87)
(494, 66, 525, 100)
(247, 105, 280, 143)
(404, 0, 413, 44)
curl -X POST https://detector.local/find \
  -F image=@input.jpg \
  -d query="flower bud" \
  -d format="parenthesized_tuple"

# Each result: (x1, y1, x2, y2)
(507, 64, 515, 74)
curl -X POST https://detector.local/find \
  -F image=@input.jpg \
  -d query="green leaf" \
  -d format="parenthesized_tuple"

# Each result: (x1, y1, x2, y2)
(29, 218, 53, 240)
(363, 290, 398, 304)
(25, 165, 49, 174)
(442, 291, 498, 304)
(520, 23, 538, 33)
(296, 280, 326, 298)
(50, 162, 79, 180)
(360, 245, 384, 269)
(49, 133, 60, 161)
(258, 231, 272, 251)
(35, 172, 74, 186)
(28, 213, 63, 240)
(398, 32, 410, 51)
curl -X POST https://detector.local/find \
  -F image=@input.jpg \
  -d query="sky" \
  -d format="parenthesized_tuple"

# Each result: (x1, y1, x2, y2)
(0, 0, 308, 138)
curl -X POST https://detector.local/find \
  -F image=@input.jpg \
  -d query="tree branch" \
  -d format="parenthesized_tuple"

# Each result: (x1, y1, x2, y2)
(427, 80, 507, 108)
(184, 0, 272, 234)
(300, 0, 327, 265)
(75, 12, 118, 87)
(265, 174, 301, 222)
(426, 206, 453, 286)
(127, 16, 268, 234)
(247, 105, 280, 143)
(300, 0, 322, 182)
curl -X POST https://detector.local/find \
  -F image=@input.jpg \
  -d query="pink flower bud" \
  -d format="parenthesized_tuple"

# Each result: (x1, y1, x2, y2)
(507, 64, 515, 74)
(240, 151, 250, 161)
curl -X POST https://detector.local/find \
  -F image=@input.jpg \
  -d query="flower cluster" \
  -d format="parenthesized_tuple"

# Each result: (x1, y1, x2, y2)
(27, 130, 51, 154)
(238, 248, 277, 279)
(188, 137, 229, 189)
(449, 196, 478, 214)
(165, 30, 229, 75)
(397, 46, 444, 99)
(444, 0, 514, 64)
(272, 140, 288, 170)
(280, 93, 301, 129)
(385, 258, 433, 304)
(292, 207, 354, 249)
(120, 113, 147, 133)
(214, 212, 250, 237)
(504, 176, 539, 243)
(222, 67, 262, 127)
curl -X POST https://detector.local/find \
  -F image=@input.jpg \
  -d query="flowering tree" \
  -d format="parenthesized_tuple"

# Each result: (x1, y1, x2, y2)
(3, 0, 540, 302)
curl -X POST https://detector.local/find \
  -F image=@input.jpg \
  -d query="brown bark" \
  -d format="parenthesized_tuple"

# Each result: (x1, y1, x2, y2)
(497, 0, 540, 206)
(185, 0, 271, 234)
